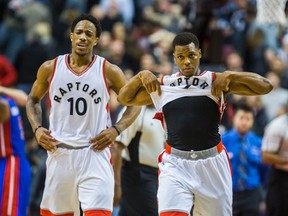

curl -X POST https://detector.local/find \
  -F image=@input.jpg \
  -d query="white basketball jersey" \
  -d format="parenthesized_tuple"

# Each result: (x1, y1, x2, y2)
(49, 54, 110, 147)
(151, 71, 221, 111)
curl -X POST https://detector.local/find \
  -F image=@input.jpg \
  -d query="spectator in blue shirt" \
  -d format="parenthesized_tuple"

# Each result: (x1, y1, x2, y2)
(222, 102, 267, 216)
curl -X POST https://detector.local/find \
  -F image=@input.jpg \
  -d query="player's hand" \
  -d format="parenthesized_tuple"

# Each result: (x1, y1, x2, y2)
(211, 72, 231, 98)
(35, 127, 58, 152)
(139, 70, 161, 95)
(89, 127, 118, 151)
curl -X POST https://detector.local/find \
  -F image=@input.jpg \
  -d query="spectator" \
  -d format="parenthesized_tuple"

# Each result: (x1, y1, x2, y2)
(14, 22, 51, 141)
(262, 101, 288, 216)
(222, 103, 267, 216)
(261, 72, 288, 121)
(113, 105, 165, 215)
(99, 0, 135, 29)
(0, 54, 18, 87)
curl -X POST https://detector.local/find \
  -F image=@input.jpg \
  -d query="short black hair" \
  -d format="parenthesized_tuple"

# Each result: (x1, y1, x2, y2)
(70, 14, 102, 38)
(234, 102, 254, 115)
(172, 32, 200, 51)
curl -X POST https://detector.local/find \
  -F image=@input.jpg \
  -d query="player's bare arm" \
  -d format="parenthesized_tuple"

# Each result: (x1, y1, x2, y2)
(0, 99, 10, 123)
(212, 71, 273, 98)
(26, 60, 58, 152)
(118, 70, 161, 106)
(0, 86, 27, 107)
(111, 141, 126, 206)
(89, 61, 141, 151)
(263, 149, 288, 171)
(262, 151, 288, 166)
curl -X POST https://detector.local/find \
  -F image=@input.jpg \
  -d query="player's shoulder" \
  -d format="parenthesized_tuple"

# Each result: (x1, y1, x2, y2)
(41, 57, 57, 71)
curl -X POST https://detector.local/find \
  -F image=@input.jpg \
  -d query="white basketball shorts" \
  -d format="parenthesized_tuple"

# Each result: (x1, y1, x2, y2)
(40, 146, 114, 215)
(158, 142, 232, 216)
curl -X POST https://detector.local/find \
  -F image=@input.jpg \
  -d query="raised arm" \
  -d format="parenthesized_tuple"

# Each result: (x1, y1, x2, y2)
(89, 61, 142, 151)
(0, 86, 27, 107)
(26, 59, 57, 152)
(117, 70, 161, 106)
(212, 71, 273, 98)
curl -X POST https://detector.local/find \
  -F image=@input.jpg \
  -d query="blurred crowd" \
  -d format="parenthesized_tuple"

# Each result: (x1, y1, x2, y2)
(1, 0, 288, 215)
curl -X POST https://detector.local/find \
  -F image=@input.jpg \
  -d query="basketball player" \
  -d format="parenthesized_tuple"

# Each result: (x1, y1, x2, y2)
(26, 14, 140, 216)
(117, 32, 273, 216)
(0, 86, 31, 215)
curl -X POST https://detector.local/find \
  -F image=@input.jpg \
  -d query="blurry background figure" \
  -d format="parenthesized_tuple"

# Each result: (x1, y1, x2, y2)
(14, 22, 51, 140)
(0, 0, 51, 64)
(95, 31, 112, 59)
(222, 102, 267, 216)
(0, 54, 18, 87)
(245, 95, 269, 137)
(139, 54, 157, 72)
(0, 86, 31, 216)
(246, 0, 288, 77)
(249, 0, 287, 53)
(261, 72, 288, 121)
(262, 101, 288, 216)
(112, 105, 165, 216)
(99, 0, 134, 29)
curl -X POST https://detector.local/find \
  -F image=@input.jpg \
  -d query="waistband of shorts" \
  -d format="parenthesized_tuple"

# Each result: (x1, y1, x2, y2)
(57, 143, 90, 150)
(165, 141, 224, 160)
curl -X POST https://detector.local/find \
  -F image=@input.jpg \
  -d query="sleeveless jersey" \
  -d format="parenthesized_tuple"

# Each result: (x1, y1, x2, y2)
(150, 71, 226, 151)
(0, 96, 26, 157)
(49, 54, 110, 147)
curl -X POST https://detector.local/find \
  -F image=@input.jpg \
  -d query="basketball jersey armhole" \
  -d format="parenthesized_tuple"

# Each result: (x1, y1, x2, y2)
(102, 59, 110, 95)
(48, 56, 58, 90)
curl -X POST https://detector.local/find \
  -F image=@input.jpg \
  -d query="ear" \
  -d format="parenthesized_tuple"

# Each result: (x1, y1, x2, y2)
(173, 52, 176, 62)
(198, 49, 202, 58)
(94, 37, 99, 46)
(70, 32, 73, 42)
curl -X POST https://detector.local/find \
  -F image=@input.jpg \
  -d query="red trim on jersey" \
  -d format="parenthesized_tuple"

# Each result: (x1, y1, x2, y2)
(48, 57, 58, 89)
(223, 145, 232, 176)
(1, 157, 11, 213)
(217, 99, 226, 123)
(211, 72, 216, 81)
(165, 141, 224, 155)
(199, 70, 207, 76)
(176, 72, 181, 77)
(0, 120, 13, 157)
(40, 209, 74, 216)
(47, 57, 58, 109)
(11, 156, 20, 216)
(153, 112, 164, 127)
(165, 143, 172, 154)
(160, 75, 166, 85)
(160, 212, 188, 216)
(84, 210, 112, 216)
(109, 146, 113, 164)
(65, 54, 97, 76)
(1, 156, 20, 215)
(102, 59, 110, 94)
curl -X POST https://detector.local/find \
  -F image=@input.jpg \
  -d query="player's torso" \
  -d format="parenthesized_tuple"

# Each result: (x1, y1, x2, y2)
(158, 72, 223, 151)
(49, 54, 110, 146)
(0, 96, 25, 157)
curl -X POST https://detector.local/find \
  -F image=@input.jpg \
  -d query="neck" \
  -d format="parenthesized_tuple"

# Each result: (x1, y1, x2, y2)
(70, 53, 93, 66)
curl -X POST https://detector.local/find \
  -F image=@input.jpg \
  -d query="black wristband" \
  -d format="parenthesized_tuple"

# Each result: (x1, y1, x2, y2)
(34, 125, 42, 134)
(112, 125, 121, 135)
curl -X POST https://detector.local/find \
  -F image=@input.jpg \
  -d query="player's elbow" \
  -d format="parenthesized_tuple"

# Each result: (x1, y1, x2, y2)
(117, 94, 131, 106)
(264, 80, 273, 94)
